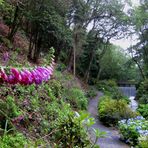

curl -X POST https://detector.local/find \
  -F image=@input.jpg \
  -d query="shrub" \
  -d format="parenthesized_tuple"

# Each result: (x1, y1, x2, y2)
(0, 133, 46, 147)
(96, 80, 129, 102)
(138, 136, 148, 148)
(118, 116, 148, 146)
(56, 63, 66, 72)
(96, 80, 117, 92)
(136, 79, 148, 102)
(98, 96, 137, 126)
(45, 100, 72, 124)
(49, 79, 62, 98)
(55, 71, 79, 89)
(86, 88, 97, 98)
(63, 88, 88, 110)
(0, 95, 22, 130)
(43, 101, 104, 147)
(0, 133, 28, 148)
(138, 95, 148, 104)
(137, 104, 148, 119)
(51, 112, 91, 147)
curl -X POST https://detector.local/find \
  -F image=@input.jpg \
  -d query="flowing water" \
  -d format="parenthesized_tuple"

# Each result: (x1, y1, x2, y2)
(119, 86, 136, 97)
(129, 96, 138, 111)
(119, 86, 138, 111)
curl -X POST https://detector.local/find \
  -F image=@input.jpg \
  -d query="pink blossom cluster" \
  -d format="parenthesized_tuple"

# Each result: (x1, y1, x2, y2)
(0, 61, 55, 85)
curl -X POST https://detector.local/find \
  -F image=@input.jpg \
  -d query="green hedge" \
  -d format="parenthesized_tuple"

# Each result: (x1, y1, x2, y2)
(98, 96, 138, 126)
(62, 88, 88, 110)
(96, 80, 130, 103)
(136, 79, 148, 104)
(137, 104, 148, 119)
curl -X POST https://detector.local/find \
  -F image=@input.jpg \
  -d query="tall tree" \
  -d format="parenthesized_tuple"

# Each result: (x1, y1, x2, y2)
(23, 0, 72, 62)
(67, 0, 131, 77)
(129, 0, 148, 79)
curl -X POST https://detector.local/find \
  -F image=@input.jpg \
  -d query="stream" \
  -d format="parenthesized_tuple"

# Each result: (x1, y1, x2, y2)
(119, 86, 138, 111)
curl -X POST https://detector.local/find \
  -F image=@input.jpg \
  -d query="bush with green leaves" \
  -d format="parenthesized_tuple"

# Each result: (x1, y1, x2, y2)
(138, 94, 148, 104)
(138, 135, 148, 148)
(136, 79, 148, 103)
(0, 95, 22, 118)
(0, 133, 46, 147)
(62, 88, 88, 110)
(118, 116, 148, 146)
(0, 133, 28, 148)
(96, 79, 117, 92)
(0, 95, 22, 130)
(40, 101, 105, 147)
(51, 111, 105, 147)
(56, 63, 67, 72)
(96, 80, 129, 103)
(137, 104, 148, 119)
(86, 87, 97, 98)
(51, 111, 91, 147)
(98, 96, 137, 126)
(48, 79, 62, 98)
(0, 0, 14, 26)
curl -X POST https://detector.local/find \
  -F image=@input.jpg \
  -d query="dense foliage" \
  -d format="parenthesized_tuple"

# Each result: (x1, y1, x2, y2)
(96, 80, 130, 103)
(98, 96, 137, 126)
(62, 88, 88, 110)
(129, 0, 148, 79)
(136, 79, 148, 104)
(137, 104, 148, 120)
(0, 71, 102, 147)
(136, 79, 148, 120)
(0, 133, 45, 147)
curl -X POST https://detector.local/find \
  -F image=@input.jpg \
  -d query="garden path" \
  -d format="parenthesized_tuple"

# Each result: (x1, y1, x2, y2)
(88, 92, 130, 148)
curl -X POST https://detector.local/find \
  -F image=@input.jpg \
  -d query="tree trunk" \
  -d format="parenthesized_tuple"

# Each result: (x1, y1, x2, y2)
(28, 33, 34, 60)
(67, 49, 73, 72)
(73, 42, 76, 77)
(8, 5, 19, 41)
(131, 47, 146, 80)
(97, 66, 102, 80)
(72, 26, 79, 77)
(33, 36, 42, 63)
(84, 52, 94, 83)
(133, 59, 146, 80)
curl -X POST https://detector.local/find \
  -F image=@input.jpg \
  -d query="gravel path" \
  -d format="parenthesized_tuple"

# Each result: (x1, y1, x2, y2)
(88, 92, 130, 148)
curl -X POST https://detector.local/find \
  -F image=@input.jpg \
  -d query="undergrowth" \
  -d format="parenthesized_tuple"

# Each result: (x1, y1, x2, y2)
(0, 69, 103, 147)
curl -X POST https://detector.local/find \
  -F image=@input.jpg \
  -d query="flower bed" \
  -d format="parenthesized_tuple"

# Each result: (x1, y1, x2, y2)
(118, 116, 148, 146)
